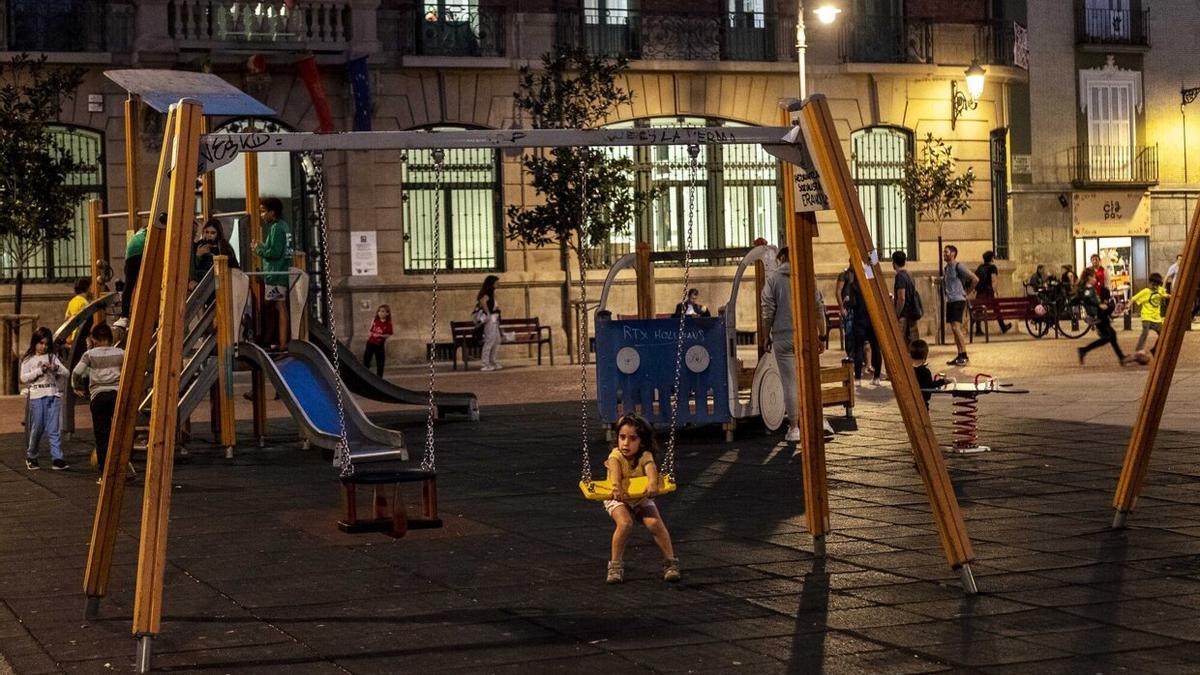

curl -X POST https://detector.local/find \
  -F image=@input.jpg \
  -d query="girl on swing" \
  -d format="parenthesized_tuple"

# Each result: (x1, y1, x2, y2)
(604, 414, 681, 584)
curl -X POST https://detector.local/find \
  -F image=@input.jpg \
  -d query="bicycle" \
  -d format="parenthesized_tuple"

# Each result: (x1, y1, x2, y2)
(1024, 279, 1091, 339)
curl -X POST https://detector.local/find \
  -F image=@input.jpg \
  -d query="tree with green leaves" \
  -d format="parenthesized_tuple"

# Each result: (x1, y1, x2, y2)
(506, 48, 653, 262)
(900, 133, 975, 254)
(0, 54, 88, 313)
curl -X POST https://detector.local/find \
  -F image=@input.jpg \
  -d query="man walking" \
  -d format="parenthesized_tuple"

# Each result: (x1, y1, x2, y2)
(892, 251, 922, 347)
(942, 244, 977, 366)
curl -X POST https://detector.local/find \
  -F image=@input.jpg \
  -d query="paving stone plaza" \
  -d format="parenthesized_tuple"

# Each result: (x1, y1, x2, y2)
(3, 335, 1200, 673)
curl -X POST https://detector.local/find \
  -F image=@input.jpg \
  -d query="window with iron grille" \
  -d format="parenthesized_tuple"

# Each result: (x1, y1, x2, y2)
(403, 127, 503, 273)
(0, 125, 105, 283)
(851, 126, 916, 260)
(595, 116, 782, 267)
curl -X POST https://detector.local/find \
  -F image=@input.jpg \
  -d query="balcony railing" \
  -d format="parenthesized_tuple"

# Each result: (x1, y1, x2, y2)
(168, 0, 351, 48)
(556, 9, 791, 61)
(6, 0, 108, 51)
(1075, 6, 1150, 47)
(1071, 144, 1158, 186)
(840, 14, 1025, 67)
(400, 4, 505, 57)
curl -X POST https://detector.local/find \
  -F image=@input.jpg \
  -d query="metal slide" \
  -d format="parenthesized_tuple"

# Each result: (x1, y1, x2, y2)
(306, 322, 479, 420)
(236, 340, 407, 463)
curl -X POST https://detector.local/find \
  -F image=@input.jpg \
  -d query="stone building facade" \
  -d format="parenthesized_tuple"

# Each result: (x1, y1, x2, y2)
(1012, 0, 1200, 303)
(2, 0, 1029, 361)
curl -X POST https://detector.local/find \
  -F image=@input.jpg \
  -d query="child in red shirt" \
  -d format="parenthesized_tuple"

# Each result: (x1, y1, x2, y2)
(363, 305, 393, 377)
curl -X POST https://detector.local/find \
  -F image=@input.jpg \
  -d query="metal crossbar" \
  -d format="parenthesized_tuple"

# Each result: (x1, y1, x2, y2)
(199, 126, 799, 172)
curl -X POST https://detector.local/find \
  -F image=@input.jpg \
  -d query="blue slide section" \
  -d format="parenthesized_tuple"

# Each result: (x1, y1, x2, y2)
(275, 355, 355, 439)
(238, 341, 407, 462)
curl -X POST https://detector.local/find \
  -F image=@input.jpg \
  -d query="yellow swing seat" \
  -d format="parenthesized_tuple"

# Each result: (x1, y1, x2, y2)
(579, 475, 677, 501)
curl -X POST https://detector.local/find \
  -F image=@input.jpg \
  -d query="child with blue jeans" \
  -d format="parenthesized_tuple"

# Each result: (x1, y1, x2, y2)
(20, 327, 70, 470)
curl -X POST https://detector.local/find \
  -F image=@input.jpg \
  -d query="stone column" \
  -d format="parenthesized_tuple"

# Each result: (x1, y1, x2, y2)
(349, 0, 382, 54)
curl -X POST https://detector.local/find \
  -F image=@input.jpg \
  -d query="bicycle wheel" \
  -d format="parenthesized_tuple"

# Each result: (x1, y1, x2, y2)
(1056, 301, 1091, 339)
(1025, 314, 1050, 338)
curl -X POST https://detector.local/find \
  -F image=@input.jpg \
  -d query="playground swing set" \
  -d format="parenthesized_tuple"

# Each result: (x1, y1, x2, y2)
(73, 71, 1200, 672)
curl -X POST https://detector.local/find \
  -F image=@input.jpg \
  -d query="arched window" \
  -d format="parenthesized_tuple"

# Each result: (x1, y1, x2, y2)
(403, 126, 503, 273)
(851, 126, 916, 259)
(598, 116, 782, 266)
(0, 124, 105, 282)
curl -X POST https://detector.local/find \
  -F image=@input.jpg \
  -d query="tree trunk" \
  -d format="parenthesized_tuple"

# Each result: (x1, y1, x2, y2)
(14, 269, 23, 315)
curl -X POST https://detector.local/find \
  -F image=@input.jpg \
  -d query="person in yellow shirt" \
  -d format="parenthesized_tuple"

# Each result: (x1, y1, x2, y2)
(64, 277, 92, 345)
(1129, 272, 1168, 357)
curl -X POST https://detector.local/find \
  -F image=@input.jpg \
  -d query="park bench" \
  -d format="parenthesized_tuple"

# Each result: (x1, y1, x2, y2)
(450, 317, 555, 370)
(969, 296, 1035, 343)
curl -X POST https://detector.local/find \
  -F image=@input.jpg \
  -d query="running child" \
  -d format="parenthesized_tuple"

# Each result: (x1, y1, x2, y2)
(20, 327, 70, 470)
(603, 414, 680, 584)
(1128, 273, 1168, 358)
(71, 322, 124, 482)
(363, 304, 393, 377)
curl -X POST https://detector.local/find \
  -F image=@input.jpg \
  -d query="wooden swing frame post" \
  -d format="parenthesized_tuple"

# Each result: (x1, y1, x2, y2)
(132, 99, 204, 668)
(244, 139, 268, 444)
(84, 105, 179, 615)
(213, 254, 238, 454)
(800, 95, 977, 590)
(1112, 197, 1200, 526)
(88, 198, 107, 326)
(635, 241, 655, 319)
(779, 110, 831, 553)
(124, 95, 141, 241)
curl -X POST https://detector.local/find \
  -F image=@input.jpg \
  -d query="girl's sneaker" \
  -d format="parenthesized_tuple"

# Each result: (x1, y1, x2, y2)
(52, 459, 69, 471)
(25, 458, 39, 471)
(663, 558, 681, 583)
(606, 561, 624, 584)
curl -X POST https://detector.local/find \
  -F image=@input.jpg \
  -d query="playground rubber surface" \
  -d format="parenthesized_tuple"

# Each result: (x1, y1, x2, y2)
(4, 334, 1200, 673)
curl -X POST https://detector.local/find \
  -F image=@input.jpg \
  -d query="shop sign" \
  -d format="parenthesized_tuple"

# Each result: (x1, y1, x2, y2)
(1072, 191, 1150, 237)
(1011, 154, 1031, 175)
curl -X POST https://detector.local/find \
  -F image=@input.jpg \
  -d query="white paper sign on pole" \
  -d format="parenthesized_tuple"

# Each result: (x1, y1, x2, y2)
(350, 230, 378, 276)
(786, 123, 831, 213)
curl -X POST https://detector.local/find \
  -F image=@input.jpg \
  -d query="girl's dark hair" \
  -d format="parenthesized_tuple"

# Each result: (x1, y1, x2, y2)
(477, 274, 500, 300)
(203, 217, 227, 242)
(74, 277, 92, 295)
(614, 414, 657, 462)
(983, 250, 995, 263)
(1149, 272, 1163, 286)
(22, 327, 54, 361)
(376, 304, 391, 316)
(91, 323, 113, 343)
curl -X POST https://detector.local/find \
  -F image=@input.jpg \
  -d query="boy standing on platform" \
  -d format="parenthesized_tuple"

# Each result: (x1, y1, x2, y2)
(254, 197, 292, 351)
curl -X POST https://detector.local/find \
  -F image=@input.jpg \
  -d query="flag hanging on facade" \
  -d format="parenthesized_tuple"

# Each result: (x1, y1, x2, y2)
(297, 55, 335, 133)
(347, 55, 373, 132)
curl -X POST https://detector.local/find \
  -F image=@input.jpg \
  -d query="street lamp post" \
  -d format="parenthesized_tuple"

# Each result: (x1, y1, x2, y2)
(796, 3, 840, 100)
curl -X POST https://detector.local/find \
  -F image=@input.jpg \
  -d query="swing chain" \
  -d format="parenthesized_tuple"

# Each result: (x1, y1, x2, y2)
(578, 148, 593, 487)
(422, 149, 445, 473)
(308, 151, 353, 477)
(663, 143, 700, 480)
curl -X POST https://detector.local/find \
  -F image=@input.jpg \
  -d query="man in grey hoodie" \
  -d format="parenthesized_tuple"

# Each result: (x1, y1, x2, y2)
(761, 246, 834, 445)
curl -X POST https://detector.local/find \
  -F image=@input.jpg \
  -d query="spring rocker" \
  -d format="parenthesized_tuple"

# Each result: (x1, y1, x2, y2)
(923, 373, 1029, 454)
(80, 72, 983, 671)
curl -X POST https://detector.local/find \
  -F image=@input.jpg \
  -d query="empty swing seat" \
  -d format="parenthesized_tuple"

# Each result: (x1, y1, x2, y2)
(338, 461, 442, 538)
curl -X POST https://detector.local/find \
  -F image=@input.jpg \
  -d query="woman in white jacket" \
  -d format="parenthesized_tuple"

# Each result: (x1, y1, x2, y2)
(21, 327, 69, 470)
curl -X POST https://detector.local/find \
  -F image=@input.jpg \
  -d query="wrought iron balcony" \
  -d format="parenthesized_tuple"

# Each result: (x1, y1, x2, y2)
(1075, 5, 1150, 47)
(1070, 144, 1158, 186)
(168, 0, 351, 49)
(556, 9, 790, 61)
(839, 14, 1026, 67)
(400, 4, 505, 57)
(5, 0, 108, 51)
